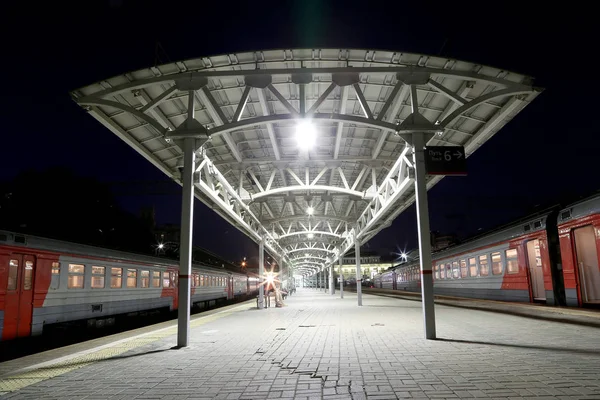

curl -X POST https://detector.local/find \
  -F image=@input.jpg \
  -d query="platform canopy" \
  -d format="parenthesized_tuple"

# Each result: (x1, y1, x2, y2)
(71, 49, 541, 277)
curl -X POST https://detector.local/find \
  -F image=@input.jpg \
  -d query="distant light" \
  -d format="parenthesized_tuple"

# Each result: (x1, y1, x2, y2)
(400, 252, 407, 259)
(305, 253, 309, 257)
(158, 243, 164, 249)
(295, 120, 317, 150)
(306, 206, 314, 215)
(241, 261, 246, 267)
(307, 233, 314, 239)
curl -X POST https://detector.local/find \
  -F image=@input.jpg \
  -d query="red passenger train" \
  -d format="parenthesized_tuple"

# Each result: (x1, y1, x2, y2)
(0, 232, 259, 341)
(374, 194, 600, 308)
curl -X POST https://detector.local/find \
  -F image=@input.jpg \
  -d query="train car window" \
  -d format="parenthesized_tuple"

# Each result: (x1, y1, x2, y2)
(91, 266, 105, 288)
(7, 259, 19, 290)
(491, 253, 502, 275)
(434, 265, 440, 279)
(111, 268, 123, 288)
(505, 249, 519, 274)
(169, 272, 176, 288)
(152, 271, 161, 287)
(469, 257, 478, 277)
(141, 270, 150, 288)
(445, 264, 452, 279)
(460, 260, 468, 278)
(452, 261, 459, 279)
(163, 272, 170, 287)
(50, 262, 60, 289)
(68, 264, 85, 288)
(479, 255, 489, 276)
(194, 274, 200, 287)
(23, 261, 33, 290)
(127, 269, 137, 288)
(440, 264, 446, 279)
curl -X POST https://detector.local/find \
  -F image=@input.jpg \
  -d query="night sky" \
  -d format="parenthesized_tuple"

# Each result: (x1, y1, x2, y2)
(1, 1, 596, 262)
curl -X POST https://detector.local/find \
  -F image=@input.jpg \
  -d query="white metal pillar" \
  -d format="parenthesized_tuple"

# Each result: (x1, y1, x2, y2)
(412, 132, 437, 339)
(354, 232, 363, 306)
(258, 238, 265, 309)
(177, 137, 196, 348)
(339, 254, 344, 299)
(329, 265, 335, 295)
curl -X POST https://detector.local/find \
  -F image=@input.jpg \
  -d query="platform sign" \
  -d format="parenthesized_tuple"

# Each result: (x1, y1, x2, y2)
(424, 146, 467, 176)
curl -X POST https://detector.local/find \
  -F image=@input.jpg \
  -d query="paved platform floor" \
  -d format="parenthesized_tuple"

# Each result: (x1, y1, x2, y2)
(1, 289, 600, 399)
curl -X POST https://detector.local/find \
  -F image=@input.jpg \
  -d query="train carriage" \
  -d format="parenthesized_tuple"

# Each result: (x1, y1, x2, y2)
(0, 230, 253, 341)
(557, 194, 600, 307)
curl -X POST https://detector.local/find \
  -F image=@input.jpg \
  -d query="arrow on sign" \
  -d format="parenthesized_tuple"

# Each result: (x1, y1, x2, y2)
(454, 151, 463, 159)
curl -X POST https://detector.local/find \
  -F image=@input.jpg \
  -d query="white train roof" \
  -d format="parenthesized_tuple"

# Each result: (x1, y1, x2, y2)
(0, 230, 235, 275)
(70, 49, 542, 276)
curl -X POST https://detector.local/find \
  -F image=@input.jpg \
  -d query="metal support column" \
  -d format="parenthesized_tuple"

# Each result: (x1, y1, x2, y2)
(413, 132, 436, 339)
(339, 254, 344, 299)
(329, 265, 335, 295)
(354, 232, 363, 306)
(177, 137, 196, 348)
(258, 238, 265, 309)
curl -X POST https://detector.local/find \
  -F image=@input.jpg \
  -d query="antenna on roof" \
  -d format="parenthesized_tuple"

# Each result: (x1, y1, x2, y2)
(154, 41, 172, 67)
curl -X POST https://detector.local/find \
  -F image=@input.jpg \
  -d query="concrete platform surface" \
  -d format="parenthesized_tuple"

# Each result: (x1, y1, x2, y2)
(1, 289, 600, 400)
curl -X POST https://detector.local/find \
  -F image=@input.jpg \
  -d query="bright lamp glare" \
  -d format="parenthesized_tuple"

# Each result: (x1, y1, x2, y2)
(306, 206, 314, 215)
(158, 243, 164, 249)
(295, 120, 316, 149)
(307, 233, 314, 239)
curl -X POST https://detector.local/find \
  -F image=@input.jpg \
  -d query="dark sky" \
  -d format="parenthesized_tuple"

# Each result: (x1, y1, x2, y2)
(1, 1, 597, 262)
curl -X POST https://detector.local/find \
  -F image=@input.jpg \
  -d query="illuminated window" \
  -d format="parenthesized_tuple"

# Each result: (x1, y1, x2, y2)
(68, 264, 85, 288)
(51, 262, 60, 289)
(491, 252, 502, 275)
(23, 261, 33, 290)
(152, 271, 161, 287)
(440, 264, 446, 279)
(7, 259, 18, 290)
(127, 269, 137, 288)
(445, 264, 452, 279)
(452, 261, 459, 278)
(469, 257, 478, 277)
(434, 265, 440, 279)
(91, 266, 105, 288)
(163, 271, 171, 287)
(193, 274, 200, 287)
(505, 249, 519, 274)
(460, 260, 467, 278)
(479, 255, 489, 276)
(111, 268, 122, 288)
(141, 270, 150, 288)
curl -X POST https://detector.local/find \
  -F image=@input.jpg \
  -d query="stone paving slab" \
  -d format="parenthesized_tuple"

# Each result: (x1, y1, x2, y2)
(2, 289, 600, 399)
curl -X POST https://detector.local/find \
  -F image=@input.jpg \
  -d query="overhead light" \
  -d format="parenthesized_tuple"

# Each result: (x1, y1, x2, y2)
(307, 233, 314, 239)
(305, 253, 309, 257)
(306, 206, 314, 215)
(158, 243, 164, 249)
(295, 120, 317, 149)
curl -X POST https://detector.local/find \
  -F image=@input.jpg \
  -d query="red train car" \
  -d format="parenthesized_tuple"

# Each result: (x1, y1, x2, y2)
(0, 230, 256, 341)
(558, 194, 600, 307)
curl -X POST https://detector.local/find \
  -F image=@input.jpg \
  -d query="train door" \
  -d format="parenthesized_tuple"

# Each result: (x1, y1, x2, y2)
(573, 226, 600, 304)
(3, 254, 36, 340)
(526, 240, 546, 301)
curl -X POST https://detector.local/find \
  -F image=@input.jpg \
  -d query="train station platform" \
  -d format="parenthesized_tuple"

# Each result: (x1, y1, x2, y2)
(1, 290, 600, 400)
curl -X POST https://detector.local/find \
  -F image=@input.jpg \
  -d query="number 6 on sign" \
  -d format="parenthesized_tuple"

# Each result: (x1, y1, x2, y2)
(424, 146, 467, 176)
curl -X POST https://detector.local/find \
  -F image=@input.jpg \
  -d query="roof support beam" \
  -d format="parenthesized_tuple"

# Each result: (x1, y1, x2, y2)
(139, 86, 178, 113)
(256, 88, 281, 160)
(427, 79, 467, 105)
(353, 83, 374, 120)
(267, 84, 299, 117)
(334, 86, 349, 159)
(306, 82, 337, 116)
(198, 87, 243, 162)
(232, 86, 251, 122)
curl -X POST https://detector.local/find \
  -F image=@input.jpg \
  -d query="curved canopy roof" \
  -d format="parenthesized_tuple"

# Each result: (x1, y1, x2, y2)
(71, 49, 541, 277)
